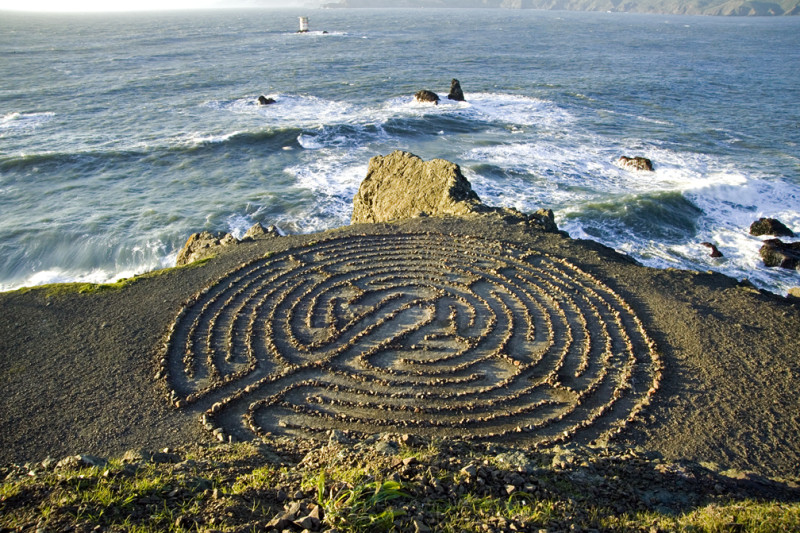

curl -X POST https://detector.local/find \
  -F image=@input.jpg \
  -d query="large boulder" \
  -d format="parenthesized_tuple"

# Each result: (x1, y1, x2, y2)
(258, 95, 276, 105)
(617, 156, 654, 172)
(352, 151, 481, 223)
(351, 150, 558, 233)
(447, 78, 465, 102)
(759, 238, 800, 270)
(749, 218, 795, 237)
(414, 90, 439, 104)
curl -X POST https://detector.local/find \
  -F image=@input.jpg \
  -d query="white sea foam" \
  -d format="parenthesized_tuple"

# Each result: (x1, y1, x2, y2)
(0, 111, 55, 134)
(209, 95, 359, 129)
(181, 130, 242, 146)
(0, 262, 162, 293)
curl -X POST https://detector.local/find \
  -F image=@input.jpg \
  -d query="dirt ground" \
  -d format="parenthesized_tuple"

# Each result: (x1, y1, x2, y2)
(1, 215, 798, 478)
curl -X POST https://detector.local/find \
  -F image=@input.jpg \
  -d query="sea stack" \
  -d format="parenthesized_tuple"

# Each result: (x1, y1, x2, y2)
(448, 78, 465, 101)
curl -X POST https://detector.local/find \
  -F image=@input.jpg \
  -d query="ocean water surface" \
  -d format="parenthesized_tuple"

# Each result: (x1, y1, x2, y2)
(1, 8, 799, 293)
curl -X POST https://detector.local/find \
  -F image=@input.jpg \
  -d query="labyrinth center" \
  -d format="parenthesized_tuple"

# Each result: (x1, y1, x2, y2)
(162, 233, 661, 445)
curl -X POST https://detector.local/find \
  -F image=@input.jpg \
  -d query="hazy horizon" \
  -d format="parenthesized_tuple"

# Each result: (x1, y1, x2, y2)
(0, 0, 316, 12)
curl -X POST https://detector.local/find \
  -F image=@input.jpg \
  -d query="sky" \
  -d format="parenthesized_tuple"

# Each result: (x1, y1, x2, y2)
(0, 0, 311, 11)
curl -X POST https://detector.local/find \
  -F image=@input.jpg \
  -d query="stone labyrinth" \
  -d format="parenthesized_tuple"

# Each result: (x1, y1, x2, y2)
(160, 233, 662, 446)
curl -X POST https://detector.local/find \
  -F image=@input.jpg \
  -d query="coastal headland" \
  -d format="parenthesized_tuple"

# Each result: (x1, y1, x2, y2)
(1, 151, 799, 530)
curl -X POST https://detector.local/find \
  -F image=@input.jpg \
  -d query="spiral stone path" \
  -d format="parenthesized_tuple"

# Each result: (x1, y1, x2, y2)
(159, 232, 662, 446)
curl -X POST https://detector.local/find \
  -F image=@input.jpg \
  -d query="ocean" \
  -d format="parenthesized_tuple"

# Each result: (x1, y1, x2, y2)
(1, 8, 799, 294)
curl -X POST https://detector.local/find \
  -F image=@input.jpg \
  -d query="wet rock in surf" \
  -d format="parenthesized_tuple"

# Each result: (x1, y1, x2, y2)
(414, 90, 439, 104)
(617, 156, 654, 172)
(447, 78, 465, 102)
(701, 242, 724, 258)
(351, 150, 558, 233)
(258, 95, 276, 105)
(749, 218, 795, 237)
(760, 239, 800, 270)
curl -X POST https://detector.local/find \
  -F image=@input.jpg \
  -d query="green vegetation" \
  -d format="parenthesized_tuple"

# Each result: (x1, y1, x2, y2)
(2, 440, 799, 532)
(12, 256, 213, 297)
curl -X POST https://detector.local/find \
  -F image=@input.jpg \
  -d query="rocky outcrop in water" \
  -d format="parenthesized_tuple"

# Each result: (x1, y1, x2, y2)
(760, 239, 800, 270)
(258, 95, 276, 105)
(414, 90, 439, 104)
(701, 242, 724, 258)
(448, 78, 465, 101)
(749, 218, 795, 237)
(351, 150, 558, 232)
(617, 156, 654, 172)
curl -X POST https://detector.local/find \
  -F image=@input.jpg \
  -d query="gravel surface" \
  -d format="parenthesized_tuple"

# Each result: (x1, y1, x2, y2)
(1, 215, 798, 478)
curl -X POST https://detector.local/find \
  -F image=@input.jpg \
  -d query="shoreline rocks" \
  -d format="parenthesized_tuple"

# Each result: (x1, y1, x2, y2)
(351, 150, 558, 233)
(175, 223, 282, 267)
(701, 242, 724, 258)
(760, 239, 800, 270)
(414, 89, 439, 104)
(750, 217, 795, 237)
(447, 78, 465, 101)
(617, 156, 654, 172)
(175, 231, 238, 267)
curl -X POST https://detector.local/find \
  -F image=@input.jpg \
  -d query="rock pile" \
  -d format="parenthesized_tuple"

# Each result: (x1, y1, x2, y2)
(175, 223, 282, 266)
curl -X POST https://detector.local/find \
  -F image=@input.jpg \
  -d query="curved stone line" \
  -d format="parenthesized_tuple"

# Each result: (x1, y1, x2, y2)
(158, 232, 662, 446)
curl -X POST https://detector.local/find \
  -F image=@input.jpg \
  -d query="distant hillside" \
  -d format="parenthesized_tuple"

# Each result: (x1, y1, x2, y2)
(322, 0, 800, 15)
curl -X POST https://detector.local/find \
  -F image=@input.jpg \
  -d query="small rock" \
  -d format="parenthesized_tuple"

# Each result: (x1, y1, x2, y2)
(414, 90, 439, 104)
(56, 454, 107, 469)
(413, 518, 432, 533)
(243, 222, 283, 241)
(258, 95, 276, 105)
(700, 242, 724, 258)
(295, 515, 321, 530)
(749, 217, 795, 237)
(447, 78, 465, 102)
(266, 516, 292, 530)
(788, 287, 800, 299)
(328, 429, 349, 444)
(461, 464, 478, 477)
(374, 440, 400, 456)
(308, 504, 324, 521)
(151, 451, 181, 464)
(617, 155, 654, 172)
